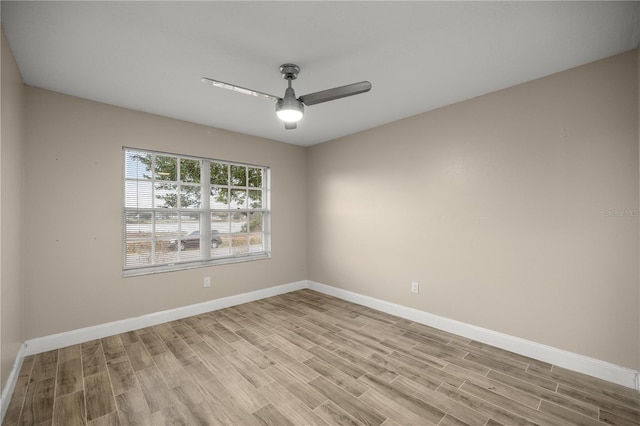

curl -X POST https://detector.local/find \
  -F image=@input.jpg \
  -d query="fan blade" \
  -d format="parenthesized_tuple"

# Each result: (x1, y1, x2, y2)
(284, 121, 297, 130)
(299, 81, 371, 106)
(201, 77, 280, 102)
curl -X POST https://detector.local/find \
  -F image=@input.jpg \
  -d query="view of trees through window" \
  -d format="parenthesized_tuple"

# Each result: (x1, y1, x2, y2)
(123, 148, 269, 274)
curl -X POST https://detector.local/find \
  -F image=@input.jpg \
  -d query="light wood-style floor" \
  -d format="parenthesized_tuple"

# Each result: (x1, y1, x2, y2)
(3, 289, 639, 426)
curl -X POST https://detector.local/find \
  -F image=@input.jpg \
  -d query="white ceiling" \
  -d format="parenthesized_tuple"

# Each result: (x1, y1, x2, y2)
(2, 1, 640, 147)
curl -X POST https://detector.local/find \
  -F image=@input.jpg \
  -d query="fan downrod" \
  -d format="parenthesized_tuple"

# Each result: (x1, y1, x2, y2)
(280, 63, 300, 80)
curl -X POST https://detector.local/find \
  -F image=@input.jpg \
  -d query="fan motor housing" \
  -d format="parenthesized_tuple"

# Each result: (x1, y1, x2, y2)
(280, 63, 300, 80)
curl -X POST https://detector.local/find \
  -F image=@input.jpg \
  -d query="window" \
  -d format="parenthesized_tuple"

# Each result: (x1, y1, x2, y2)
(123, 148, 270, 276)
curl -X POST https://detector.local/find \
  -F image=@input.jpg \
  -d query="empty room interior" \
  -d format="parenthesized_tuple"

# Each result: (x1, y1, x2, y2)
(1, 1, 640, 425)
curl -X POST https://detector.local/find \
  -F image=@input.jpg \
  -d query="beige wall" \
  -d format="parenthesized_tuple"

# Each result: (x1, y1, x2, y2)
(1, 29, 25, 391)
(308, 51, 640, 370)
(23, 87, 307, 339)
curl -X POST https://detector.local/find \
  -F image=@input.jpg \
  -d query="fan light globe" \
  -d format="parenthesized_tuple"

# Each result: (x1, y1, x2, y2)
(276, 88, 304, 123)
(276, 107, 303, 122)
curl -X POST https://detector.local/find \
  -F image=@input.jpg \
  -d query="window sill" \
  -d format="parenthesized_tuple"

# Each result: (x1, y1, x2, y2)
(123, 252, 271, 278)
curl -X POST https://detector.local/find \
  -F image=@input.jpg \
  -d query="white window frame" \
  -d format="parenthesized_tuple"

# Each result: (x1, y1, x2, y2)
(122, 147, 271, 277)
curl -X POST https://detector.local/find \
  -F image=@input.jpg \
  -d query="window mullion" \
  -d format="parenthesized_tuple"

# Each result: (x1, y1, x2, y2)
(200, 160, 211, 259)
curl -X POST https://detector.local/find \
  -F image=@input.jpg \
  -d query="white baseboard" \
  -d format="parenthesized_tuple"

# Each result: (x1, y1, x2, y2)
(1, 343, 26, 422)
(24, 280, 307, 356)
(307, 281, 640, 391)
(9, 278, 639, 396)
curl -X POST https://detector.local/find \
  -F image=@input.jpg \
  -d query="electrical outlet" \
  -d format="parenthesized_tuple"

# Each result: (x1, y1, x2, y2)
(411, 281, 419, 294)
(204, 276, 211, 288)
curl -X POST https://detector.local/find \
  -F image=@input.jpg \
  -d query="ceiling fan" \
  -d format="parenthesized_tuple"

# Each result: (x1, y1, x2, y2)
(201, 64, 372, 130)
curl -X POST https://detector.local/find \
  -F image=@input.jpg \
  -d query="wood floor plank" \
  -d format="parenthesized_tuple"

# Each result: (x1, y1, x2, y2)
(389, 374, 490, 425)
(123, 341, 154, 372)
(162, 338, 198, 367)
(224, 351, 273, 388)
(19, 377, 56, 425)
(304, 356, 369, 397)
(138, 331, 168, 357)
(542, 364, 639, 405)
(52, 390, 85, 426)
(218, 396, 263, 426)
(295, 317, 340, 337)
(333, 347, 397, 382)
(231, 338, 276, 370)
(182, 361, 228, 402)
(186, 400, 233, 426)
(599, 409, 640, 426)
(258, 380, 329, 426)
(291, 325, 341, 350)
(214, 314, 244, 332)
(3, 363, 32, 425)
(381, 352, 445, 391)
(357, 374, 446, 425)
(114, 387, 150, 415)
(539, 400, 605, 426)
(463, 351, 529, 375)
(338, 329, 393, 356)
(238, 317, 274, 338)
(84, 371, 116, 421)
(358, 388, 438, 426)
(264, 347, 319, 382)
(214, 366, 269, 414)
(459, 381, 567, 426)
(265, 333, 314, 363)
(467, 340, 553, 371)
(348, 307, 398, 327)
(118, 409, 153, 426)
(56, 358, 83, 397)
(443, 362, 541, 409)
(265, 365, 327, 409)
(309, 376, 387, 426)
(135, 365, 174, 413)
(379, 334, 419, 353)
(398, 322, 460, 345)
(170, 321, 202, 345)
(211, 322, 241, 343)
(115, 388, 153, 426)
(58, 345, 82, 363)
(235, 328, 274, 352)
(188, 340, 232, 374)
(323, 332, 377, 358)
(81, 341, 107, 377)
(31, 350, 58, 381)
(87, 411, 119, 426)
(106, 358, 137, 396)
(152, 351, 189, 389)
(557, 384, 640, 424)
(486, 369, 599, 419)
(151, 403, 201, 426)
(304, 315, 344, 333)
(271, 326, 317, 350)
(307, 345, 366, 379)
(100, 335, 127, 365)
(534, 364, 640, 411)
(386, 350, 460, 388)
(7, 289, 635, 426)
(252, 403, 295, 426)
(413, 343, 491, 375)
(152, 323, 180, 342)
(119, 331, 140, 345)
(314, 400, 366, 426)
(436, 383, 537, 426)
